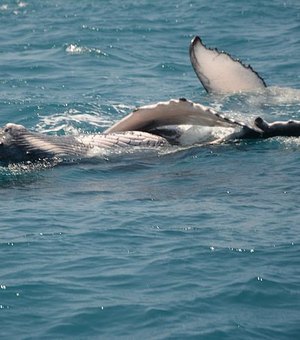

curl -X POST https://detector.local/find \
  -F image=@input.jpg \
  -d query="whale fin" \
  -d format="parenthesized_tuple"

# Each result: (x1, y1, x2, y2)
(189, 36, 267, 93)
(105, 98, 242, 134)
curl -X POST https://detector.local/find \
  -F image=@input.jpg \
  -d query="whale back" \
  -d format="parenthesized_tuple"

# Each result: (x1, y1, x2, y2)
(189, 36, 267, 93)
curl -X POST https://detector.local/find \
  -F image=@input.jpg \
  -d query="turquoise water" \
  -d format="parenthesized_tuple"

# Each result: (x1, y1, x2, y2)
(1, 0, 300, 339)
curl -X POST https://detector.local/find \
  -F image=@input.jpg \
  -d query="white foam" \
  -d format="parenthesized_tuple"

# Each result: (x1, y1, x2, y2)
(0, 4, 8, 10)
(65, 44, 107, 56)
(36, 109, 113, 135)
(18, 1, 27, 8)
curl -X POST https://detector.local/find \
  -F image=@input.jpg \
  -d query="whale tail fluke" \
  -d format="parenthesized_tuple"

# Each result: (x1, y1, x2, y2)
(189, 36, 267, 93)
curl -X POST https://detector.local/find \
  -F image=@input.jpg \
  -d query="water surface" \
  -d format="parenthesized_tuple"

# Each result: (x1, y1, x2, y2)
(1, 1, 300, 339)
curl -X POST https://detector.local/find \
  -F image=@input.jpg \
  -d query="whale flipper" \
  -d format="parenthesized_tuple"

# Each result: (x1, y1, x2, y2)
(105, 98, 242, 134)
(189, 36, 267, 93)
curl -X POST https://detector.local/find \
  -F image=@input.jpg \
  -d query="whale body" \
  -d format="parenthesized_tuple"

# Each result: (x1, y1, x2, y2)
(2, 98, 300, 165)
(0, 99, 262, 164)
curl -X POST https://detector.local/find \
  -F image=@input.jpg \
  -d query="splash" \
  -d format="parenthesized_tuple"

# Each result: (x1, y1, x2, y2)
(0, 1, 27, 14)
(0, 159, 61, 183)
(36, 109, 113, 135)
(35, 102, 134, 135)
(65, 44, 107, 56)
(18, 2, 27, 8)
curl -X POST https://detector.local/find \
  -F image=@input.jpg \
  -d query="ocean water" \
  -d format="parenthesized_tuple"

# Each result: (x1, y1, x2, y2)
(1, 0, 300, 339)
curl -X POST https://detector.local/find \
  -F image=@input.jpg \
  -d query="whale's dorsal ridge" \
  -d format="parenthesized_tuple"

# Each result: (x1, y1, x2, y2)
(189, 35, 267, 93)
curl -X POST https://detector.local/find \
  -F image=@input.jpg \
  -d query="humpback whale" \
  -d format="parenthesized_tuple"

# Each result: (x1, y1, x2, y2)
(1, 98, 300, 164)
(1, 37, 299, 165)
